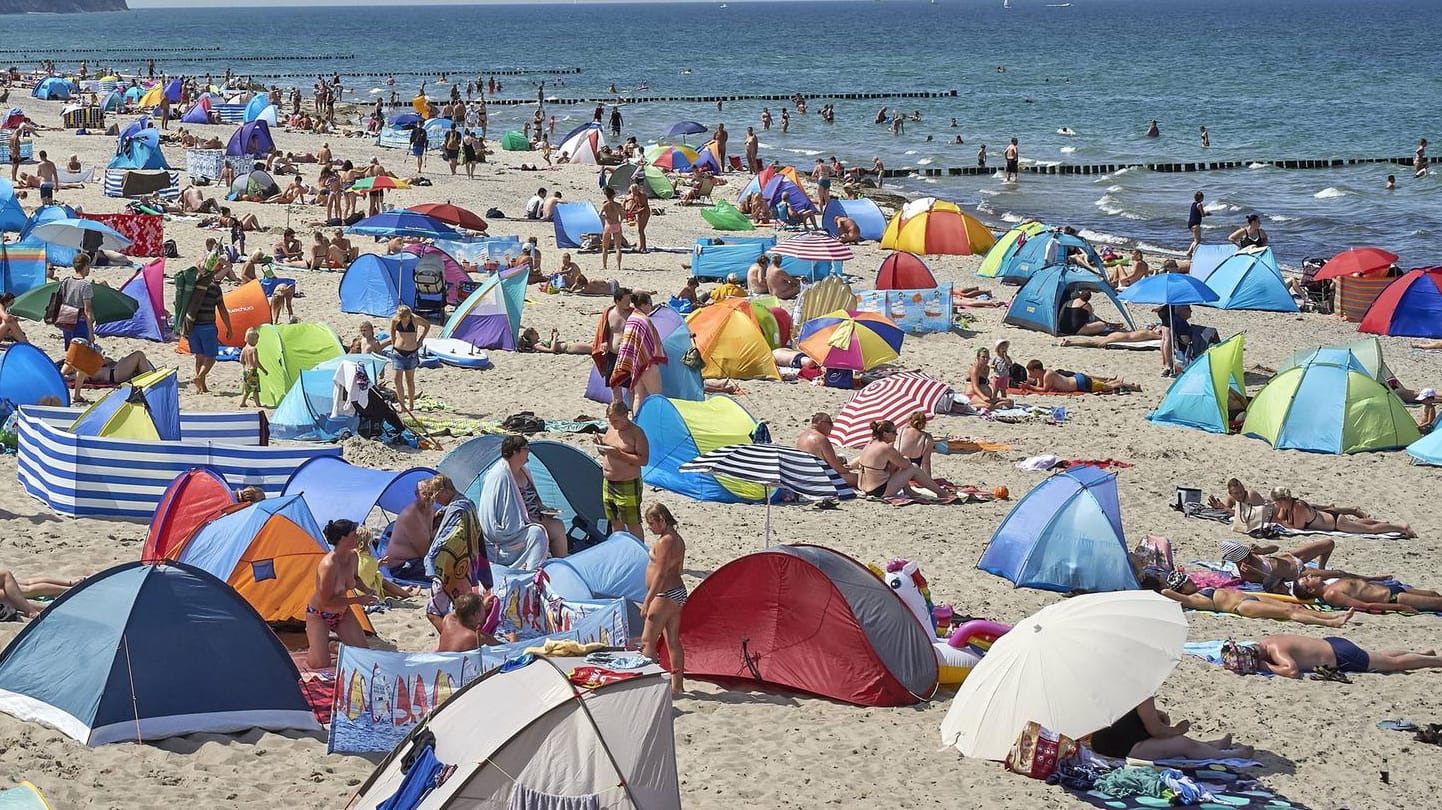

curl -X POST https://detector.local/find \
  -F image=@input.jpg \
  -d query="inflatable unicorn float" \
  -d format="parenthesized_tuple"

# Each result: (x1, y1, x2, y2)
(875, 559, 1010, 685)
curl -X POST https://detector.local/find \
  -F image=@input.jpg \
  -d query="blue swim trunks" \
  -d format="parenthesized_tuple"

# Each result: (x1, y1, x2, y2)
(189, 323, 220, 357)
(1324, 636, 1370, 673)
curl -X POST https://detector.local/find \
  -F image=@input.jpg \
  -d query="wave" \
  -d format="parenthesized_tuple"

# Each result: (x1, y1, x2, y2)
(1137, 241, 1185, 257)
(916, 157, 934, 165)
(1246, 162, 1272, 169)
(1314, 186, 1349, 199)
(1094, 194, 1143, 220)
(1078, 228, 1126, 245)
(903, 149, 919, 156)
(779, 147, 823, 156)
(1207, 202, 1243, 213)
(1000, 211, 1025, 223)
(1059, 146, 1077, 154)
(1268, 214, 1298, 222)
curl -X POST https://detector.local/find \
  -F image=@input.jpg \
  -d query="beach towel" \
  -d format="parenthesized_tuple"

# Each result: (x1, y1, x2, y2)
(1059, 458, 1134, 471)
(589, 305, 615, 378)
(1185, 641, 1275, 676)
(58, 165, 96, 184)
(426, 494, 488, 590)
(1065, 767, 1304, 810)
(941, 438, 1011, 454)
(1255, 523, 1410, 541)
(1179, 501, 1233, 524)
(609, 312, 665, 389)
(477, 463, 547, 570)
(80, 211, 164, 257)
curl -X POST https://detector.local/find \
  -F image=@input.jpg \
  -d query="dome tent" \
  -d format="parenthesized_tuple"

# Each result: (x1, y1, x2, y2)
(1241, 357, 1419, 454)
(997, 229, 1105, 285)
(977, 220, 1047, 278)
(1149, 334, 1247, 434)
(881, 197, 994, 256)
(1358, 266, 1442, 338)
(1201, 248, 1299, 311)
(439, 435, 606, 538)
(1003, 263, 1134, 335)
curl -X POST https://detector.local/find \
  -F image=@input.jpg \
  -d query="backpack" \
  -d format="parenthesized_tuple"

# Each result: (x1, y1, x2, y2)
(163, 239, 179, 258)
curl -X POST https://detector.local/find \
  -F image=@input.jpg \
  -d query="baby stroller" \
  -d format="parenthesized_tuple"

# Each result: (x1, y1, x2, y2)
(1297, 257, 1335, 314)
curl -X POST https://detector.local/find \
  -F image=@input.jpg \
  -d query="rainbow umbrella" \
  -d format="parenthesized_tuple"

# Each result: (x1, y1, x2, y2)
(644, 143, 701, 172)
(797, 310, 904, 371)
(348, 175, 411, 192)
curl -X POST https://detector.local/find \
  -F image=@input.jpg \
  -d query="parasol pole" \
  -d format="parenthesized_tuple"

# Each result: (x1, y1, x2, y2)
(764, 485, 773, 547)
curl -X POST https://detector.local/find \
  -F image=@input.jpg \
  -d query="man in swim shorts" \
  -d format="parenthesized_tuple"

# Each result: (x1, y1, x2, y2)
(305, 518, 378, 668)
(596, 400, 649, 537)
(1257, 634, 1442, 678)
(1022, 360, 1139, 394)
(379, 481, 438, 581)
(1292, 573, 1442, 613)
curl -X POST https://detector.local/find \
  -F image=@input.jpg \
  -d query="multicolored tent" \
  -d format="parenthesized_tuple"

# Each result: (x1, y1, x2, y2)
(636, 395, 766, 503)
(1358, 266, 1442, 338)
(143, 467, 238, 563)
(441, 266, 527, 351)
(977, 220, 1047, 278)
(96, 259, 169, 341)
(556, 122, 604, 164)
(686, 297, 779, 380)
(1149, 334, 1246, 434)
(1201, 248, 1299, 311)
(608, 162, 674, 199)
(69, 368, 181, 441)
(1242, 358, 1420, 454)
(0, 241, 48, 295)
(881, 197, 994, 256)
(255, 322, 343, 408)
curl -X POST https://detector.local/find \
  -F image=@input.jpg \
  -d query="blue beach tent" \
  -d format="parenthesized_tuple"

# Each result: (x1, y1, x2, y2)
(585, 305, 703, 404)
(0, 180, 25, 232)
(243, 94, 270, 123)
(539, 532, 649, 602)
(551, 202, 604, 249)
(998, 230, 1104, 285)
(269, 353, 389, 441)
(0, 241, 48, 296)
(634, 395, 767, 503)
(1003, 263, 1134, 335)
(18, 204, 79, 267)
(1201, 248, 1298, 311)
(1407, 429, 1442, 467)
(1190, 243, 1237, 282)
(0, 343, 70, 411)
(0, 561, 318, 746)
(1149, 334, 1246, 434)
(438, 435, 607, 534)
(70, 368, 182, 441)
(338, 253, 420, 316)
(31, 78, 72, 101)
(282, 455, 435, 527)
(977, 466, 1137, 593)
(823, 198, 886, 242)
(226, 120, 275, 157)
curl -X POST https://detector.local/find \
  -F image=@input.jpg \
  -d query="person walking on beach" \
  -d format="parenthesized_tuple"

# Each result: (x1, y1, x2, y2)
(1415, 138, 1428, 177)
(409, 124, 428, 173)
(745, 127, 759, 173)
(1004, 138, 1019, 182)
(600, 186, 625, 272)
(714, 123, 728, 168)
(1186, 191, 1209, 257)
(595, 399, 649, 538)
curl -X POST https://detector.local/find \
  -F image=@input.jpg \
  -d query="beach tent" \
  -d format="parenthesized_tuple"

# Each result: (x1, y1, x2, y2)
(997, 230, 1105, 285)
(109, 134, 171, 171)
(348, 656, 680, 810)
(636, 395, 767, 503)
(96, 260, 169, 341)
(1189, 243, 1237, 282)
(228, 168, 280, 200)
(0, 180, 25, 232)
(270, 353, 389, 441)
(608, 163, 674, 199)
(105, 136, 176, 199)
(0, 343, 70, 410)
(0, 561, 318, 746)
(675, 544, 937, 706)
(255, 322, 343, 408)
(881, 197, 994, 256)
(556, 122, 604, 165)
(69, 368, 181, 442)
(170, 494, 350, 625)
(143, 467, 237, 563)
(586, 304, 704, 404)
(698, 200, 754, 231)
(179, 96, 212, 125)
(691, 139, 723, 173)
(99, 89, 124, 112)
(829, 372, 953, 448)
(1149, 334, 1246, 434)
(400, 242, 472, 304)
(137, 84, 166, 109)
(538, 533, 649, 603)
(1201, 248, 1298, 311)
(225, 119, 275, 157)
(977, 466, 1137, 593)
(977, 220, 1047, 278)
(31, 78, 72, 101)
(876, 251, 937, 289)
(689, 235, 777, 281)
(500, 130, 530, 151)
(1359, 266, 1442, 338)
(162, 78, 183, 103)
(338, 252, 420, 316)
(440, 267, 527, 351)
(282, 456, 435, 527)
(242, 94, 269, 123)
(17, 204, 79, 267)
(0, 242, 47, 296)
(735, 169, 814, 218)
(1241, 359, 1419, 454)
(1281, 337, 1394, 385)
(686, 297, 780, 380)
(823, 198, 886, 242)
(0, 783, 50, 809)
(439, 435, 606, 535)
(177, 277, 271, 354)
(1003, 263, 1134, 335)
(551, 201, 604, 249)
(1407, 428, 1442, 466)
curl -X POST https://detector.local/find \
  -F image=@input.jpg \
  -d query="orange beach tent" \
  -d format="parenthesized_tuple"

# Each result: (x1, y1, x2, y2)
(686, 298, 780, 380)
(881, 197, 995, 256)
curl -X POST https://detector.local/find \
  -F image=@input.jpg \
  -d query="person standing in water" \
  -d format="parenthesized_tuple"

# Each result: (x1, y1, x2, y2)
(1004, 138, 1019, 182)
(1200, 126, 1210, 147)
(1186, 191, 1209, 257)
(1146, 119, 1160, 137)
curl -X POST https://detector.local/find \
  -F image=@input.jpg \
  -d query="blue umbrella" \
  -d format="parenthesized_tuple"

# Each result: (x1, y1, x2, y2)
(346, 211, 460, 240)
(388, 112, 422, 128)
(664, 120, 707, 144)
(32, 218, 133, 251)
(1118, 272, 1218, 373)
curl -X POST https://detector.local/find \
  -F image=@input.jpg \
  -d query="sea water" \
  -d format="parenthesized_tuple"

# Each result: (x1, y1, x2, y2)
(10, 0, 1440, 265)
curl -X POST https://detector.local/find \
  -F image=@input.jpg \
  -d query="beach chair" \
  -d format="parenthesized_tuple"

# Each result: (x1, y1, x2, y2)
(1296, 257, 1334, 314)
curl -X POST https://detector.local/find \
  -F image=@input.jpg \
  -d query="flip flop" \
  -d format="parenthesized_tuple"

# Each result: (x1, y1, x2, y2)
(1309, 665, 1351, 683)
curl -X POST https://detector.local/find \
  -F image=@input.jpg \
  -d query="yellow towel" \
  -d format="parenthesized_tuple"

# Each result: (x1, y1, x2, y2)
(525, 639, 607, 657)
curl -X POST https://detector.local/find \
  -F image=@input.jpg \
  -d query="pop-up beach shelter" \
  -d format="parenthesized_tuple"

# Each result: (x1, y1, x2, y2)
(440, 267, 526, 351)
(0, 343, 70, 410)
(1201, 248, 1298, 311)
(608, 163, 673, 199)
(1407, 428, 1442, 466)
(31, 77, 72, 101)
(1241, 358, 1420, 454)
(675, 544, 938, 706)
(977, 466, 1137, 593)
(282, 456, 435, 527)
(0, 561, 318, 746)
(551, 201, 604, 249)
(1189, 243, 1237, 282)
(348, 656, 681, 810)
(179, 96, 212, 125)
(636, 395, 767, 503)
(500, 130, 529, 151)
(0, 180, 25, 232)
(977, 220, 1047, 278)
(556, 122, 604, 164)
(538, 533, 649, 603)
(997, 230, 1105, 285)
(18, 204, 79, 267)
(270, 353, 389, 441)
(69, 368, 181, 441)
(685, 297, 780, 380)
(876, 251, 937, 289)
(439, 435, 606, 536)
(1149, 334, 1246, 434)
(177, 277, 271, 355)
(254, 322, 343, 408)
(586, 304, 704, 404)
(96, 260, 169, 341)
(143, 467, 237, 563)
(338, 252, 420, 316)
(689, 235, 777, 281)
(225, 120, 275, 157)
(1004, 263, 1134, 335)
(1359, 266, 1442, 338)
(0, 782, 50, 808)
(823, 198, 886, 242)
(881, 197, 994, 256)
(1281, 337, 1394, 385)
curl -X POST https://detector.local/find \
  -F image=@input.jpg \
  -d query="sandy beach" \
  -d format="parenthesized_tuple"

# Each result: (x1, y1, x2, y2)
(0, 90, 1439, 810)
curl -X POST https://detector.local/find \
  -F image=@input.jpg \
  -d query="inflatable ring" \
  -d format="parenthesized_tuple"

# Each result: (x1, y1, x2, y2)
(934, 641, 982, 685)
(948, 619, 1011, 649)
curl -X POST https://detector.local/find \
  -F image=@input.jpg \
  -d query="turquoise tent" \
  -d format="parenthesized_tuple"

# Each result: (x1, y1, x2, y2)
(1407, 429, 1442, 466)
(31, 77, 73, 101)
(108, 137, 171, 171)
(1201, 248, 1298, 311)
(0, 180, 24, 232)
(338, 253, 420, 317)
(1003, 263, 1134, 335)
(977, 466, 1137, 593)
(441, 267, 526, 351)
(1149, 334, 1246, 434)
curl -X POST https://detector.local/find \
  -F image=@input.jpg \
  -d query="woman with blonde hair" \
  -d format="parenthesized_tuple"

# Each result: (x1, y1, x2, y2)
(894, 411, 937, 478)
(388, 304, 431, 411)
(640, 503, 687, 695)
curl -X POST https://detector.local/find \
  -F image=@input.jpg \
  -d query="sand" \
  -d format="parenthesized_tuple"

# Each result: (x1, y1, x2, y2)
(1, 93, 1439, 810)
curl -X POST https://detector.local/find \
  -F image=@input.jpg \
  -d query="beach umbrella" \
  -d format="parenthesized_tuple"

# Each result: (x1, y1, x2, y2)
(771, 232, 855, 263)
(1118, 273, 1219, 371)
(940, 591, 1187, 761)
(680, 443, 855, 545)
(345, 211, 459, 240)
(644, 143, 701, 172)
(387, 112, 422, 128)
(797, 309, 904, 371)
(30, 218, 132, 252)
(406, 202, 487, 232)
(829, 372, 952, 448)
(10, 282, 139, 324)
(663, 120, 707, 144)
(1313, 246, 1399, 282)
(347, 175, 410, 193)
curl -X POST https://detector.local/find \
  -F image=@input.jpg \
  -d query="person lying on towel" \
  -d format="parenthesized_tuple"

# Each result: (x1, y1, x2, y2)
(1292, 574, 1442, 614)
(1256, 634, 1442, 678)
(1017, 360, 1140, 394)
(1143, 570, 1352, 627)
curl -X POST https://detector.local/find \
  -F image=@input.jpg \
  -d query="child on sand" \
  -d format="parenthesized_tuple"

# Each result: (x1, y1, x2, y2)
(990, 339, 1015, 396)
(237, 327, 267, 408)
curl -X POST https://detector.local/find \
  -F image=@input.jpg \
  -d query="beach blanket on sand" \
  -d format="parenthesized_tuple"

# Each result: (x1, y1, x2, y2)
(80, 211, 164, 257)
(1257, 523, 1410, 541)
(1065, 766, 1305, 809)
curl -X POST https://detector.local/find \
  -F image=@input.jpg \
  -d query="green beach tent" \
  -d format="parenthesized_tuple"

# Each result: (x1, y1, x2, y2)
(1241, 358, 1420, 454)
(977, 220, 1047, 278)
(1148, 334, 1247, 434)
(501, 131, 530, 151)
(699, 200, 755, 231)
(255, 322, 343, 408)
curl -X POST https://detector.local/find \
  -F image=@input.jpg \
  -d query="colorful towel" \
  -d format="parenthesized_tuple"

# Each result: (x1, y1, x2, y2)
(1059, 458, 1134, 471)
(80, 212, 164, 257)
(1067, 767, 1305, 809)
(609, 312, 665, 388)
(1184, 641, 1275, 677)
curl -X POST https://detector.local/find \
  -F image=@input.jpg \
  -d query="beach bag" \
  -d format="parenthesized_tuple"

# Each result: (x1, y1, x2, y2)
(163, 239, 179, 258)
(1004, 722, 1077, 780)
(413, 263, 446, 298)
(501, 411, 545, 435)
(823, 368, 854, 389)
(46, 280, 80, 327)
(1222, 639, 1266, 675)
(65, 341, 106, 376)
(681, 336, 704, 370)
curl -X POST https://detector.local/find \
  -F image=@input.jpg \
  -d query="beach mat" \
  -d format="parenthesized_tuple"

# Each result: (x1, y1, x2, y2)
(1066, 767, 1306, 809)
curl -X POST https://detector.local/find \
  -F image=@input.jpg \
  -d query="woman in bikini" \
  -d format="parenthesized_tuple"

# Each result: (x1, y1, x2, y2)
(639, 503, 687, 695)
(1270, 487, 1415, 537)
(388, 305, 430, 412)
(1149, 570, 1353, 627)
(856, 420, 954, 500)
(625, 180, 651, 254)
(967, 347, 1013, 409)
(894, 411, 936, 478)
(600, 186, 625, 272)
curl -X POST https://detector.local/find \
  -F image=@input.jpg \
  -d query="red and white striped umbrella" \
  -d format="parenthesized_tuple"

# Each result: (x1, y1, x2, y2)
(771, 232, 855, 263)
(829, 372, 954, 448)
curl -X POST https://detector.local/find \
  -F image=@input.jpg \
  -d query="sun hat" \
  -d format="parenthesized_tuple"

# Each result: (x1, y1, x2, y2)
(1220, 539, 1250, 563)
(1419, 387, 1437, 401)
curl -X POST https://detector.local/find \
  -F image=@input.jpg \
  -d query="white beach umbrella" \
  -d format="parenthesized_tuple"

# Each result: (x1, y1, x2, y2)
(939, 591, 1187, 761)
